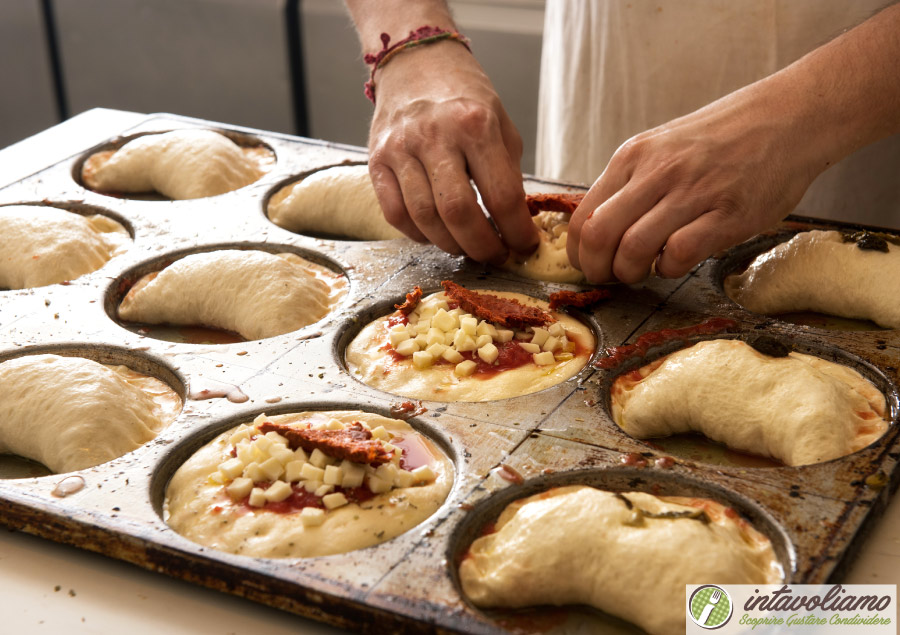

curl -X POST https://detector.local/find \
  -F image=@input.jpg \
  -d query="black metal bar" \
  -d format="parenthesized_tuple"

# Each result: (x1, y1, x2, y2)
(285, 0, 309, 137)
(39, 0, 69, 121)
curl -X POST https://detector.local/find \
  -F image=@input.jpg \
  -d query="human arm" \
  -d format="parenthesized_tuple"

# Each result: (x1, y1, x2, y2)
(566, 2, 900, 284)
(344, 0, 538, 265)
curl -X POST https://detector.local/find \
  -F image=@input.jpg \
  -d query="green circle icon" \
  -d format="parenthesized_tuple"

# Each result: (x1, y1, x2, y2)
(689, 585, 733, 629)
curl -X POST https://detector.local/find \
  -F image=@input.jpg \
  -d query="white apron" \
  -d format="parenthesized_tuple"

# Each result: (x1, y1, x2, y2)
(536, 0, 900, 228)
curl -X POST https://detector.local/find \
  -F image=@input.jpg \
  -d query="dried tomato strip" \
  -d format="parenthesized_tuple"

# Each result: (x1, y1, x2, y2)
(441, 280, 553, 329)
(525, 192, 585, 216)
(394, 286, 423, 316)
(258, 421, 392, 465)
(548, 289, 611, 311)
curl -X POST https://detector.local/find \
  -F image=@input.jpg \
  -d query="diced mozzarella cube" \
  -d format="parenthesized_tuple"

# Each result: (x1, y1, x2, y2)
(323, 465, 342, 486)
(425, 343, 448, 358)
(235, 440, 253, 464)
(551, 222, 567, 238)
(252, 413, 269, 426)
(475, 334, 493, 349)
(411, 465, 436, 483)
(284, 460, 305, 482)
(370, 426, 391, 441)
(454, 332, 477, 352)
(394, 469, 416, 488)
(300, 507, 325, 527)
(433, 309, 457, 332)
(340, 461, 366, 489)
(441, 347, 464, 364)
(554, 231, 567, 248)
(264, 480, 293, 502)
(309, 449, 329, 468)
(432, 299, 450, 312)
(218, 457, 245, 480)
(531, 327, 550, 347)
(414, 319, 430, 334)
(389, 326, 411, 347)
(519, 342, 540, 354)
(252, 435, 274, 454)
(248, 487, 266, 507)
(314, 483, 334, 497)
(208, 471, 227, 485)
(426, 327, 444, 346)
(244, 462, 265, 483)
(533, 351, 555, 365)
(413, 351, 434, 369)
(228, 426, 252, 445)
(303, 479, 323, 493)
(322, 492, 349, 510)
(476, 321, 498, 338)
(301, 462, 326, 482)
(413, 333, 429, 348)
(270, 445, 295, 465)
(394, 338, 419, 357)
(260, 457, 285, 481)
(460, 316, 478, 335)
(495, 329, 514, 343)
(265, 431, 288, 445)
(366, 474, 392, 494)
(542, 336, 560, 352)
(293, 447, 309, 463)
(555, 351, 575, 361)
(478, 342, 499, 364)
(375, 463, 398, 483)
(548, 321, 566, 337)
(443, 329, 458, 345)
(226, 477, 253, 500)
(455, 360, 477, 377)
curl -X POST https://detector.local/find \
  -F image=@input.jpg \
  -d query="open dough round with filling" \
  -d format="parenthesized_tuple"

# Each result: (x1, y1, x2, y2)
(0, 205, 129, 289)
(81, 129, 274, 199)
(267, 164, 404, 240)
(459, 485, 781, 635)
(118, 249, 347, 340)
(611, 339, 888, 466)
(346, 285, 595, 402)
(165, 410, 453, 558)
(0, 354, 181, 472)
(502, 211, 583, 283)
(724, 230, 900, 328)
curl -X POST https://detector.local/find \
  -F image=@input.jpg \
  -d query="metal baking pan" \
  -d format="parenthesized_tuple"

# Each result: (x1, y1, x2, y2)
(0, 113, 897, 634)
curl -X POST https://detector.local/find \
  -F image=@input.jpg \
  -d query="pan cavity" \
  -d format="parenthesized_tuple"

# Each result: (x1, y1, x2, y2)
(340, 284, 598, 403)
(0, 202, 132, 291)
(155, 406, 455, 558)
(600, 332, 896, 468)
(106, 243, 348, 345)
(0, 344, 184, 478)
(74, 128, 275, 201)
(717, 229, 900, 331)
(448, 468, 790, 635)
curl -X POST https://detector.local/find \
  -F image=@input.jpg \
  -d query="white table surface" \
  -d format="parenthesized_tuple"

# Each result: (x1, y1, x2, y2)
(0, 108, 896, 634)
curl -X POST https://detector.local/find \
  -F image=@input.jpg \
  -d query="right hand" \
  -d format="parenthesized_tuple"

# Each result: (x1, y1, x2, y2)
(366, 40, 539, 265)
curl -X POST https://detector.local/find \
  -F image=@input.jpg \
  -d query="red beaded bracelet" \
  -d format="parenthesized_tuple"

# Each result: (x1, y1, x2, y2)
(363, 25, 471, 104)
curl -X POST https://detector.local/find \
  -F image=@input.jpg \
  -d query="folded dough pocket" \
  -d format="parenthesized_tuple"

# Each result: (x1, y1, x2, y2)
(81, 129, 273, 200)
(0, 354, 181, 472)
(459, 486, 782, 635)
(267, 164, 404, 241)
(117, 250, 346, 341)
(0, 205, 129, 289)
(724, 230, 900, 329)
(610, 339, 889, 466)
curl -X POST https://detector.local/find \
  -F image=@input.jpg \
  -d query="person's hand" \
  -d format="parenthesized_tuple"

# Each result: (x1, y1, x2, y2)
(366, 41, 539, 265)
(566, 87, 821, 284)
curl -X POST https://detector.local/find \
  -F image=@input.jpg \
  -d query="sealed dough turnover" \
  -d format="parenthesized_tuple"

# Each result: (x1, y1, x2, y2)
(0, 354, 181, 472)
(346, 284, 594, 402)
(267, 164, 404, 240)
(118, 249, 347, 340)
(611, 339, 888, 466)
(459, 486, 781, 635)
(725, 230, 900, 329)
(165, 410, 453, 558)
(81, 129, 273, 199)
(0, 205, 129, 289)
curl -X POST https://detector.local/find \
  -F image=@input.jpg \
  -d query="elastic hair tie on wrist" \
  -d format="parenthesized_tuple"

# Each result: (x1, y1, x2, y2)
(363, 25, 471, 104)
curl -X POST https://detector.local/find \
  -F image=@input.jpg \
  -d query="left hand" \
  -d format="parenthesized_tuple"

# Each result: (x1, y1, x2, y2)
(566, 87, 820, 284)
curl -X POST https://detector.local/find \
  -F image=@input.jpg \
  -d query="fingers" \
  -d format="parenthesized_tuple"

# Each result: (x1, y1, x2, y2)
(368, 162, 428, 243)
(655, 208, 751, 279)
(566, 164, 631, 272)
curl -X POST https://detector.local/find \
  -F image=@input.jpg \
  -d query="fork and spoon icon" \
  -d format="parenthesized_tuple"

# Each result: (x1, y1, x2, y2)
(697, 589, 722, 625)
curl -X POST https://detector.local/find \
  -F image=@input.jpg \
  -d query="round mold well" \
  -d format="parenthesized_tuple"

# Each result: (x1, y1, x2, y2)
(104, 242, 350, 345)
(595, 330, 900, 469)
(0, 200, 135, 291)
(0, 342, 186, 478)
(335, 284, 603, 403)
(149, 401, 458, 559)
(262, 160, 384, 241)
(712, 227, 900, 332)
(72, 128, 276, 201)
(446, 467, 795, 629)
